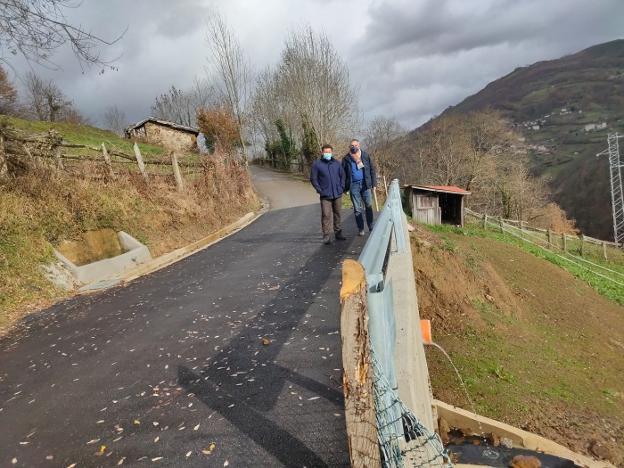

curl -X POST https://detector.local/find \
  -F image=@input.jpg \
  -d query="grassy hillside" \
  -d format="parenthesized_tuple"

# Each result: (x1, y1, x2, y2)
(0, 118, 259, 332)
(412, 225, 624, 465)
(431, 39, 624, 240)
(2, 115, 167, 160)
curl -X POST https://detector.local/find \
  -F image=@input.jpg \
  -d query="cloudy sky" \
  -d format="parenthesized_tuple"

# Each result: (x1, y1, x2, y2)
(6, 0, 624, 130)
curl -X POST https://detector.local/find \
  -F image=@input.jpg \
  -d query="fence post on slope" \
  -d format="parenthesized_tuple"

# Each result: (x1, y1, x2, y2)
(340, 259, 381, 468)
(603, 241, 608, 261)
(499, 216, 504, 233)
(171, 151, 184, 191)
(482, 214, 487, 230)
(101, 143, 115, 179)
(133, 142, 148, 181)
(0, 132, 7, 177)
(548, 228, 553, 247)
(562, 233, 568, 252)
(580, 234, 585, 257)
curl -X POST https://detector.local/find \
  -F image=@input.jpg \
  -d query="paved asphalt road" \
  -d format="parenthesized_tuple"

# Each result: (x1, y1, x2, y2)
(0, 167, 368, 467)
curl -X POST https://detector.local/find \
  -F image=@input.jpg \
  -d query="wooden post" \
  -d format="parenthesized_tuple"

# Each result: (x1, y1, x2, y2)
(101, 143, 115, 178)
(603, 241, 608, 261)
(562, 233, 567, 252)
(383, 175, 389, 197)
(499, 216, 504, 233)
(54, 145, 64, 170)
(482, 214, 488, 230)
(580, 234, 585, 257)
(519, 220, 524, 239)
(133, 142, 148, 181)
(340, 259, 381, 468)
(0, 133, 7, 177)
(170, 151, 184, 191)
(547, 228, 553, 247)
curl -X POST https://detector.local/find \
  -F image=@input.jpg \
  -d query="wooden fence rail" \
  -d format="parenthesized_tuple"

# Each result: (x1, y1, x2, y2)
(0, 125, 205, 190)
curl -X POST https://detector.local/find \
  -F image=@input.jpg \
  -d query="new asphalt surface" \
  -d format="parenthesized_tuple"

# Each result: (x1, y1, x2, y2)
(0, 167, 367, 467)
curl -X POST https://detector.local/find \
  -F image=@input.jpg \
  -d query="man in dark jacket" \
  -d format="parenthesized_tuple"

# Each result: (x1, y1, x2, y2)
(310, 144, 346, 244)
(343, 139, 376, 235)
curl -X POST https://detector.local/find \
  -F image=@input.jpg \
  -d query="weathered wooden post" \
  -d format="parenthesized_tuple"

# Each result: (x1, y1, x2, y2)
(133, 142, 148, 181)
(170, 151, 184, 191)
(562, 233, 567, 252)
(547, 228, 553, 247)
(519, 220, 524, 239)
(482, 214, 488, 230)
(580, 234, 585, 257)
(602, 241, 608, 261)
(0, 132, 7, 177)
(101, 143, 115, 179)
(499, 216, 504, 233)
(340, 259, 381, 468)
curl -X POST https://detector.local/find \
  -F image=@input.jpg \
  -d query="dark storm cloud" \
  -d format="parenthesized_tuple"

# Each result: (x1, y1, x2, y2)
(351, 0, 624, 127)
(5, 0, 624, 131)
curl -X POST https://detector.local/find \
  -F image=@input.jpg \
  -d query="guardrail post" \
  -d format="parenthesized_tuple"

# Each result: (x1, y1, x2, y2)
(340, 259, 381, 468)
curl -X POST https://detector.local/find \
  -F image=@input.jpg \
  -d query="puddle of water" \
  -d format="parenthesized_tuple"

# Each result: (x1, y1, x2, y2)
(56, 228, 126, 266)
(429, 341, 484, 434)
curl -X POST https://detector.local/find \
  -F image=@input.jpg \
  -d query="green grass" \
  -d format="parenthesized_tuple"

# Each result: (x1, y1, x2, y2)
(426, 222, 624, 305)
(1, 115, 166, 160)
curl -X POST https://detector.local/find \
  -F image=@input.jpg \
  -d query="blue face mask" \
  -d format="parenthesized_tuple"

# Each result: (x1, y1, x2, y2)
(322, 153, 333, 160)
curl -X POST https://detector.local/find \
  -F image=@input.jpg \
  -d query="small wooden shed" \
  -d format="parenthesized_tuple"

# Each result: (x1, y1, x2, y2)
(405, 185, 470, 227)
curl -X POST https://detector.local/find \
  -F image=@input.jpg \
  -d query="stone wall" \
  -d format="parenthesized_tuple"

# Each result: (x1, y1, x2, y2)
(141, 122, 197, 152)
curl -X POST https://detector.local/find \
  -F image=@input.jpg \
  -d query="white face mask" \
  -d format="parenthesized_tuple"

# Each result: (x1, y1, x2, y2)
(322, 153, 333, 160)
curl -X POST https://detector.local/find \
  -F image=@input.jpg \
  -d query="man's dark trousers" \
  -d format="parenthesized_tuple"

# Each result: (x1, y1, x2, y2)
(320, 197, 342, 237)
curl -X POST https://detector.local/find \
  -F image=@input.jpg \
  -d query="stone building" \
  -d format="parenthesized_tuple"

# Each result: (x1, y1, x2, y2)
(125, 118, 199, 152)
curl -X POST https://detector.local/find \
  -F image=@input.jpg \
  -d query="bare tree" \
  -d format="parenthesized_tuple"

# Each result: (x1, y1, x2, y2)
(0, 0, 124, 70)
(278, 27, 355, 146)
(103, 105, 126, 135)
(151, 79, 215, 127)
(205, 11, 251, 160)
(363, 116, 404, 190)
(0, 65, 17, 115)
(24, 71, 79, 122)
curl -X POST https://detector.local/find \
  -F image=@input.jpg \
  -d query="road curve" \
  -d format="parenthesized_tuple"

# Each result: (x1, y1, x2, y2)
(0, 167, 366, 467)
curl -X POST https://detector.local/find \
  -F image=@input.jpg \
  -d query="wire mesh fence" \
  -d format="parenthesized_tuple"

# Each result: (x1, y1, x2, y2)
(371, 352, 452, 467)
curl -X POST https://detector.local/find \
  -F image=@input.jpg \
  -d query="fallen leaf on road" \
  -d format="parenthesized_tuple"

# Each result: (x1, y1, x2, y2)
(261, 337, 271, 345)
(202, 442, 217, 455)
(185, 451, 192, 458)
(98, 445, 106, 455)
(193, 424, 200, 431)
(133, 419, 140, 425)
(117, 457, 126, 465)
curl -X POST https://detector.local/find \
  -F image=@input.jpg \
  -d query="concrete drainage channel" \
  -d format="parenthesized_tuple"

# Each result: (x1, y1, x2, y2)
(46, 230, 152, 292)
(43, 209, 265, 294)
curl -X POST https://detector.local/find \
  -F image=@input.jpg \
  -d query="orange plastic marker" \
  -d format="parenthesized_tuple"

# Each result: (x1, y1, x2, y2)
(420, 319, 433, 345)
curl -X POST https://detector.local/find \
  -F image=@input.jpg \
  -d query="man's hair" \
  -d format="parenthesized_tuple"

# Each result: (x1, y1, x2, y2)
(350, 139, 360, 144)
(321, 144, 333, 151)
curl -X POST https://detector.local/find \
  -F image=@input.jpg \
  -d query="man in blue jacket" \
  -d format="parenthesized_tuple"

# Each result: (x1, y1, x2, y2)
(310, 144, 347, 244)
(343, 139, 376, 236)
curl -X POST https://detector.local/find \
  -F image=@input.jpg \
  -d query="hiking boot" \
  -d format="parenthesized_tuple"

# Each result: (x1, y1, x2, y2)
(323, 235, 332, 245)
(358, 230, 365, 236)
(335, 231, 347, 241)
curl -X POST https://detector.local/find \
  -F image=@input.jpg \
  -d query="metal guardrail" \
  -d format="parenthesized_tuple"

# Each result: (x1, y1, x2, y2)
(357, 180, 450, 467)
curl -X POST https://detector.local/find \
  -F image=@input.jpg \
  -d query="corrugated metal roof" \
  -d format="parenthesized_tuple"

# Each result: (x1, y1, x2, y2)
(408, 184, 471, 195)
(125, 117, 199, 135)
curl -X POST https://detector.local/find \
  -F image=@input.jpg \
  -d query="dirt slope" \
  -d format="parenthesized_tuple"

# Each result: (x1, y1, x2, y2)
(412, 227, 624, 465)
